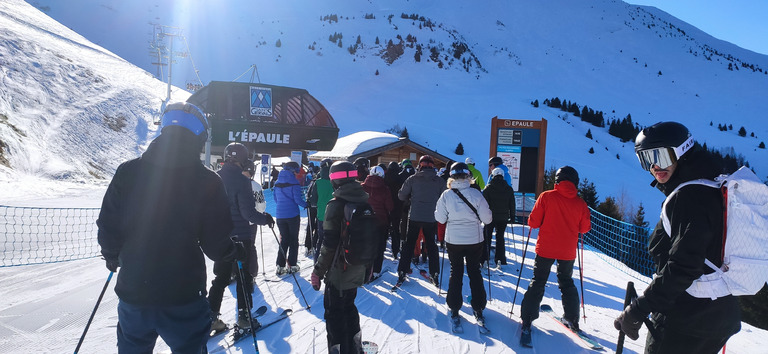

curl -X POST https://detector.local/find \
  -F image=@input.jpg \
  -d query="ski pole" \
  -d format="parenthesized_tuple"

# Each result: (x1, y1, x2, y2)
(438, 241, 446, 296)
(74, 271, 113, 354)
(235, 256, 260, 354)
(260, 226, 266, 277)
(578, 233, 586, 322)
(269, 225, 311, 310)
(487, 229, 492, 301)
(616, 281, 634, 354)
(510, 227, 532, 315)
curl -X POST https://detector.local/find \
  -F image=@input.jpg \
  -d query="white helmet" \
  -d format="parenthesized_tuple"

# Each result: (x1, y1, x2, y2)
(370, 165, 385, 177)
(465, 157, 475, 165)
(491, 167, 505, 177)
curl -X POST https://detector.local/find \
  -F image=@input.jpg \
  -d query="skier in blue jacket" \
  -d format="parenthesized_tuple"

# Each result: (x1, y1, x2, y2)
(274, 161, 308, 275)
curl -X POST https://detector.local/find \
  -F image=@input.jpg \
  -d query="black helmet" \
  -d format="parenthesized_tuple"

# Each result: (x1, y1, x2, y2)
(353, 157, 370, 169)
(634, 121, 694, 171)
(243, 160, 256, 175)
(160, 102, 209, 144)
(489, 156, 503, 167)
(329, 161, 357, 187)
(283, 161, 300, 173)
(449, 162, 471, 178)
(555, 166, 579, 186)
(320, 158, 333, 169)
(224, 143, 249, 165)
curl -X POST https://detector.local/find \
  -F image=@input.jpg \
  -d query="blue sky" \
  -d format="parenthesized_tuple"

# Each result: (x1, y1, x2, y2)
(629, 0, 768, 55)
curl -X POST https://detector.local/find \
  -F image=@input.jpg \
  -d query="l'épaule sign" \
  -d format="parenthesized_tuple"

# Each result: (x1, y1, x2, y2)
(210, 120, 337, 151)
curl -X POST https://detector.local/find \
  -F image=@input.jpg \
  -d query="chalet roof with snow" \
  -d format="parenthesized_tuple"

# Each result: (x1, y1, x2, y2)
(309, 131, 451, 167)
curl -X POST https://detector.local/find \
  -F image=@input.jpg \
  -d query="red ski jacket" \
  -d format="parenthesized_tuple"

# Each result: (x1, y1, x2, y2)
(528, 181, 591, 260)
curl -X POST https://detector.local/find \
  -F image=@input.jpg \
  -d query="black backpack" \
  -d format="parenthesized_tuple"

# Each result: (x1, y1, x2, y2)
(340, 201, 379, 266)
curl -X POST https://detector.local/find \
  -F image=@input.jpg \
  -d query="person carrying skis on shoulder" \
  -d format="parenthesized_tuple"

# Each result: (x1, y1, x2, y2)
(362, 165, 394, 282)
(435, 162, 493, 330)
(614, 122, 741, 353)
(519, 166, 590, 336)
(310, 161, 370, 354)
(482, 167, 516, 267)
(209, 142, 275, 333)
(273, 161, 308, 275)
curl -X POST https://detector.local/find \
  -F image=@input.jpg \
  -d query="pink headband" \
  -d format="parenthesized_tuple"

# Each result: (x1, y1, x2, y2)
(330, 170, 358, 180)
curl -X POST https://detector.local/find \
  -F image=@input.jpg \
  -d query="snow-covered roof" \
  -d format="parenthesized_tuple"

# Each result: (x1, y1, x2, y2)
(308, 131, 400, 161)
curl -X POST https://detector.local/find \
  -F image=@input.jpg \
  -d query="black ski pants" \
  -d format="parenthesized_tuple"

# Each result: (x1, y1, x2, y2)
(397, 219, 440, 276)
(446, 242, 487, 313)
(520, 255, 579, 324)
(644, 313, 733, 354)
(324, 283, 363, 354)
(209, 236, 254, 315)
(482, 220, 508, 264)
(276, 216, 300, 267)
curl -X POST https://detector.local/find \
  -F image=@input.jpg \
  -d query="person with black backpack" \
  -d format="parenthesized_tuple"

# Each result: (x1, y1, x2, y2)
(435, 162, 493, 332)
(614, 122, 741, 353)
(311, 161, 374, 354)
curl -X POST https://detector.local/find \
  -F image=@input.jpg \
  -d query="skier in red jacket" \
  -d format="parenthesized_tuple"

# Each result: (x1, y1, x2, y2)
(519, 166, 591, 337)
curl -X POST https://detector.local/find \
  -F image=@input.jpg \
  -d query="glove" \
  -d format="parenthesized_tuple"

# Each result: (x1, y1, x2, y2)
(105, 258, 119, 272)
(234, 241, 248, 261)
(614, 301, 646, 341)
(263, 212, 275, 228)
(310, 272, 322, 291)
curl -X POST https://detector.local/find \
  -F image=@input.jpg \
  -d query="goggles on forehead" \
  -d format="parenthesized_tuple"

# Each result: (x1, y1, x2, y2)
(636, 136, 693, 171)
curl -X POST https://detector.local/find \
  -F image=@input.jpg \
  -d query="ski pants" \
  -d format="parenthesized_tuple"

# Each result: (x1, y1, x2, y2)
(275, 215, 300, 267)
(312, 218, 325, 263)
(644, 313, 734, 354)
(482, 220, 507, 264)
(116, 296, 210, 354)
(520, 255, 579, 324)
(397, 219, 440, 276)
(324, 283, 363, 354)
(368, 222, 389, 275)
(305, 206, 317, 249)
(209, 236, 254, 315)
(446, 242, 487, 313)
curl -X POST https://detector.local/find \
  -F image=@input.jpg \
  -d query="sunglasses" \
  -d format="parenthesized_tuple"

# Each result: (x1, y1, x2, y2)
(636, 136, 693, 171)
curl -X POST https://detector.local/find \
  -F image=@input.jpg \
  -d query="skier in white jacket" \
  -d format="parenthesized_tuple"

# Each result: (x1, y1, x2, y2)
(435, 162, 493, 330)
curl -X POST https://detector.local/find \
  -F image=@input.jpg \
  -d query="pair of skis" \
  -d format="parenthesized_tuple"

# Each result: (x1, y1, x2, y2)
(390, 266, 437, 292)
(450, 312, 490, 335)
(209, 306, 293, 352)
(519, 304, 603, 350)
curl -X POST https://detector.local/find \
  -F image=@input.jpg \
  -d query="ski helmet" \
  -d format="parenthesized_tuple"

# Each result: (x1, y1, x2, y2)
(418, 155, 435, 168)
(634, 122, 694, 171)
(555, 166, 579, 186)
(320, 158, 333, 169)
(465, 157, 475, 166)
(353, 157, 370, 169)
(370, 165, 385, 178)
(224, 143, 249, 165)
(160, 102, 209, 143)
(489, 156, 503, 167)
(283, 161, 300, 174)
(329, 161, 357, 187)
(491, 167, 505, 177)
(243, 160, 256, 176)
(449, 162, 471, 178)
(401, 159, 412, 167)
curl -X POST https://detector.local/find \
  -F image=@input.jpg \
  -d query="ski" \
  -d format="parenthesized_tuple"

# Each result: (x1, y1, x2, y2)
(365, 267, 390, 286)
(418, 268, 439, 288)
(474, 315, 491, 335)
(540, 305, 603, 350)
(264, 263, 313, 282)
(208, 305, 267, 338)
(450, 314, 464, 334)
(362, 341, 379, 354)
(210, 309, 293, 352)
(519, 326, 533, 348)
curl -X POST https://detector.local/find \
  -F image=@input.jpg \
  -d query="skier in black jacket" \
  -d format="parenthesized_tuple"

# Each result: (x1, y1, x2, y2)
(97, 102, 237, 353)
(482, 167, 516, 266)
(208, 142, 275, 332)
(614, 121, 741, 354)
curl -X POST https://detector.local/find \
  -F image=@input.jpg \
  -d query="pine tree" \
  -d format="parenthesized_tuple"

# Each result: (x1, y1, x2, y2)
(578, 179, 599, 209)
(738, 126, 747, 137)
(375, 69, 379, 76)
(589, 147, 595, 154)
(597, 196, 622, 221)
(400, 126, 409, 138)
(275, 39, 282, 47)
(586, 129, 593, 139)
(759, 142, 765, 149)
(631, 203, 648, 228)
(454, 143, 464, 155)
(542, 166, 557, 191)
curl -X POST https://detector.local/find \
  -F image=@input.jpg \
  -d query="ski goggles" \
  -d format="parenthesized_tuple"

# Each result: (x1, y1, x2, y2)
(636, 136, 694, 171)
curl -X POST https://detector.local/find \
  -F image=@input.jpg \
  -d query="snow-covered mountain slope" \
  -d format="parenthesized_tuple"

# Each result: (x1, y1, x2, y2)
(6, 0, 768, 214)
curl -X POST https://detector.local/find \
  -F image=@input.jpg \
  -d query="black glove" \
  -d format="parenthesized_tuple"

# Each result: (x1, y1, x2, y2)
(234, 241, 248, 261)
(614, 300, 646, 341)
(263, 212, 275, 228)
(105, 258, 119, 272)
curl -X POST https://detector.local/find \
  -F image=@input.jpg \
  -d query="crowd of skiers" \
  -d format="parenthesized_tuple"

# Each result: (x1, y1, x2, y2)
(96, 101, 741, 354)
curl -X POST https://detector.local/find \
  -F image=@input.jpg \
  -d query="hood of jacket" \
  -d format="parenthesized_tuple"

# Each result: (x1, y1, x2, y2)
(554, 180, 579, 198)
(333, 181, 369, 203)
(276, 168, 300, 185)
(447, 178, 471, 190)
